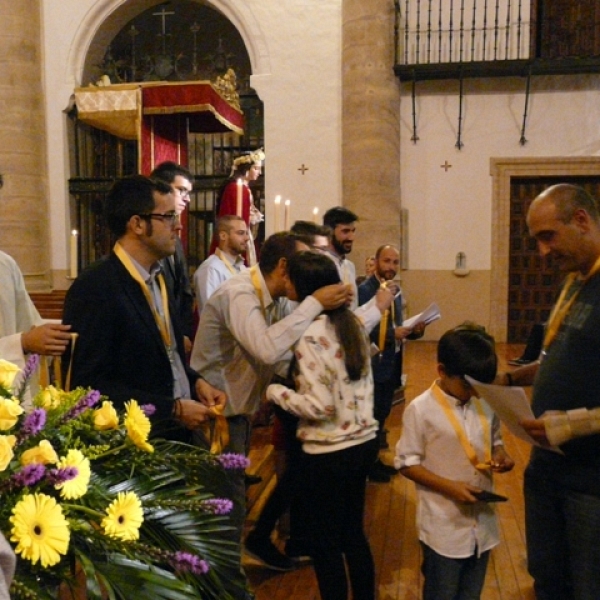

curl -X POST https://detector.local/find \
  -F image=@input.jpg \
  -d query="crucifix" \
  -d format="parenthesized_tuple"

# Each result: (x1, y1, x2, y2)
(440, 160, 452, 172)
(298, 164, 309, 175)
(153, 6, 175, 54)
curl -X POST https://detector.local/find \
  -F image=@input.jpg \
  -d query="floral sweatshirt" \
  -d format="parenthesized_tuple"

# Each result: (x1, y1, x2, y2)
(266, 314, 377, 454)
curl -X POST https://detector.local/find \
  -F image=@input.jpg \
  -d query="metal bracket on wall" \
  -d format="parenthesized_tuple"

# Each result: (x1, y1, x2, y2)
(519, 67, 532, 146)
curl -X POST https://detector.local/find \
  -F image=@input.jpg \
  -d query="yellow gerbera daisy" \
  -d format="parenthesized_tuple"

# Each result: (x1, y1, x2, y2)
(101, 491, 143, 541)
(55, 449, 91, 499)
(124, 400, 153, 453)
(93, 400, 119, 430)
(10, 493, 70, 567)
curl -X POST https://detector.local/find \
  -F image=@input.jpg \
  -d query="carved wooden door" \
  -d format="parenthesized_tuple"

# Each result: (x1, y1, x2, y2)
(508, 176, 600, 343)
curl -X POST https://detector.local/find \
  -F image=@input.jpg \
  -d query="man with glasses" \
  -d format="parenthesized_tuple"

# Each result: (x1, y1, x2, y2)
(63, 175, 226, 441)
(151, 162, 195, 350)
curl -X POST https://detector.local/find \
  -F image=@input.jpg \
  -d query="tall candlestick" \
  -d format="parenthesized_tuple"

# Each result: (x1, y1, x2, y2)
(312, 207, 319, 223)
(236, 178, 243, 217)
(274, 195, 282, 232)
(284, 199, 291, 231)
(70, 230, 79, 279)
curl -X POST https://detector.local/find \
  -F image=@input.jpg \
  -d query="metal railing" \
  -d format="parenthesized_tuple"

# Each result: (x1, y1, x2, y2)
(396, 0, 530, 66)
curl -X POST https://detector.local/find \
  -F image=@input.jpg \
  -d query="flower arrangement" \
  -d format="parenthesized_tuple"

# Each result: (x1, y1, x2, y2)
(0, 356, 247, 600)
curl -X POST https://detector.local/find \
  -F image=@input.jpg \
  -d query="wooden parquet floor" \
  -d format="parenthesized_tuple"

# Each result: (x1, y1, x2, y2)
(244, 341, 536, 600)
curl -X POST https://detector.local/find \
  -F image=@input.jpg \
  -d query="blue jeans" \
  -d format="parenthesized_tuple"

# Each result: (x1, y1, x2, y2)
(421, 542, 490, 600)
(525, 460, 600, 600)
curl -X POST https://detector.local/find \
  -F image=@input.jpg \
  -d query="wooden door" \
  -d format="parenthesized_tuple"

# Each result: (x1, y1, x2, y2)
(508, 176, 600, 343)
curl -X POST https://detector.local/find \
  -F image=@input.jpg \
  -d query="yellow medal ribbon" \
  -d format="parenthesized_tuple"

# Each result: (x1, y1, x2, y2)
(378, 281, 396, 353)
(200, 403, 230, 454)
(114, 242, 172, 351)
(249, 264, 267, 318)
(431, 381, 491, 471)
(543, 255, 600, 350)
(215, 248, 238, 276)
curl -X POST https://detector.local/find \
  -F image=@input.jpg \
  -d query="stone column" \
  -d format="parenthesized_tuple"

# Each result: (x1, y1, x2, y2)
(0, 0, 51, 290)
(342, 0, 401, 271)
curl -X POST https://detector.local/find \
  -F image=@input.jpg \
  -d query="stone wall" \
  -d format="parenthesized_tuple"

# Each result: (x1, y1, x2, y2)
(0, 0, 50, 290)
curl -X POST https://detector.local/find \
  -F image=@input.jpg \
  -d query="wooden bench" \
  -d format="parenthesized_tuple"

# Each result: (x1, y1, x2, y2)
(30, 290, 67, 320)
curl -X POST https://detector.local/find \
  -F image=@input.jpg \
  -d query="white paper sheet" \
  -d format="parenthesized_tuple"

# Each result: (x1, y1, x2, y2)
(465, 377, 539, 445)
(403, 302, 441, 329)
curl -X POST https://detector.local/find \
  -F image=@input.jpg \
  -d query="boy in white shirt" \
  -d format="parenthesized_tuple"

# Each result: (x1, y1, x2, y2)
(395, 323, 514, 600)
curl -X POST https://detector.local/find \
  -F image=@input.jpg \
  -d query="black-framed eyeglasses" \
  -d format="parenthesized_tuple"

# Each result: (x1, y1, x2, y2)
(138, 212, 180, 227)
(173, 187, 191, 198)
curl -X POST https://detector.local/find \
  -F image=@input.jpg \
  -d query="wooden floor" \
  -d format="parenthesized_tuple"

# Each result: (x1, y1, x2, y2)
(243, 341, 536, 600)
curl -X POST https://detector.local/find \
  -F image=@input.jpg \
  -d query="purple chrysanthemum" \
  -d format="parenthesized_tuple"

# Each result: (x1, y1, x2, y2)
(20, 408, 47, 438)
(172, 551, 209, 575)
(140, 404, 156, 417)
(46, 466, 79, 485)
(201, 498, 233, 515)
(22, 354, 40, 380)
(12, 464, 46, 487)
(217, 453, 250, 470)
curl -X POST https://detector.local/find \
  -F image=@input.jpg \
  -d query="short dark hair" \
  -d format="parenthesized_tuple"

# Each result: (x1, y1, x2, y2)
(216, 214, 246, 234)
(259, 232, 301, 275)
(104, 175, 171, 238)
(437, 322, 498, 384)
(290, 220, 332, 247)
(323, 206, 359, 229)
(150, 161, 193, 185)
(542, 183, 600, 223)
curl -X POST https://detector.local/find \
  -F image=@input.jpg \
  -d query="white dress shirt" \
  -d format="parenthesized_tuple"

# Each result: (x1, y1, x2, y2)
(395, 384, 503, 558)
(190, 268, 323, 417)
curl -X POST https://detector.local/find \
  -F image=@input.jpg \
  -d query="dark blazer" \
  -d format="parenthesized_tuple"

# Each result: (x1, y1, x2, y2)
(161, 237, 194, 339)
(62, 252, 200, 440)
(358, 274, 404, 384)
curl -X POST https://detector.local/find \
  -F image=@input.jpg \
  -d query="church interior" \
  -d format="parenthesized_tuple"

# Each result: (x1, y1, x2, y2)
(1, 0, 599, 597)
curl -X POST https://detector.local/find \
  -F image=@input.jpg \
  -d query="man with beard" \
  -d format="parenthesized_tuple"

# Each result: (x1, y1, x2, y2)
(323, 206, 360, 310)
(359, 245, 425, 482)
(193, 215, 249, 318)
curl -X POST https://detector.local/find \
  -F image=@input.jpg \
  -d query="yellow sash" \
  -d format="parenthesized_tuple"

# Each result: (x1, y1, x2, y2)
(250, 265, 267, 318)
(543, 255, 600, 350)
(378, 281, 396, 353)
(431, 381, 491, 471)
(215, 248, 238, 276)
(113, 242, 172, 351)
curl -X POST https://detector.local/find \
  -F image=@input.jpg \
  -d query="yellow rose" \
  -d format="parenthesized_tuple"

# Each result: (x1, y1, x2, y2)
(0, 359, 21, 389)
(34, 385, 63, 409)
(0, 398, 24, 431)
(20, 440, 58, 466)
(0, 435, 16, 471)
(94, 401, 119, 430)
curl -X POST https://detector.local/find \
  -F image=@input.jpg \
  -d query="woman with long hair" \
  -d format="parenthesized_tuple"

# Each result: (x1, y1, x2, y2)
(267, 251, 378, 600)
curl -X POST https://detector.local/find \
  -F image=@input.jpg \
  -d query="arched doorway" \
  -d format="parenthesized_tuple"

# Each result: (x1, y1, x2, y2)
(68, 0, 265, 272)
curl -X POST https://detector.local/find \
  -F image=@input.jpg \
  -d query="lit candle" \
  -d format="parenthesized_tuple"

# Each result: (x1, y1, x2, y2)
(274, 195, 282, 232)
(312, 207, 319, 223)
(70, 230, 78, 279)
(236, 178, 243, 217)
(284, 199, 291, 231)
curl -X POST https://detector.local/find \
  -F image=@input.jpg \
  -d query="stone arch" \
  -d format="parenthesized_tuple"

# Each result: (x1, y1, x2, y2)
(66, 0, 271, 86)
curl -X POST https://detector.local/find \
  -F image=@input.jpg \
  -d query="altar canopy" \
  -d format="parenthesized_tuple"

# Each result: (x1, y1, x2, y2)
(74, 81, 245, 173)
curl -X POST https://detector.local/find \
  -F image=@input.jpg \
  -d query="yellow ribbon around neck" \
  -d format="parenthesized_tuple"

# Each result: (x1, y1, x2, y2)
(431, 381, 491, 472)
(215, 248, 238, 276)
(114, 242, 172, 351)
(378, 281, 396, 353)
(249, 264, 267, 318)
(543, 254, 600, 350)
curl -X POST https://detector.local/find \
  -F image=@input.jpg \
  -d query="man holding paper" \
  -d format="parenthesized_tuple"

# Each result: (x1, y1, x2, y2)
(501, 184, 600, 600)
(359, 244, 426, 482)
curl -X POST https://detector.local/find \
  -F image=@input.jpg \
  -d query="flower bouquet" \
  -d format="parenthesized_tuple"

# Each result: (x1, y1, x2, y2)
(0, 356, 246, 600)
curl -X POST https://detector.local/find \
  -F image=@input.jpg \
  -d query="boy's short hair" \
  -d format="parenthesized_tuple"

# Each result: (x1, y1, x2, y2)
(437, 321, 497, 384)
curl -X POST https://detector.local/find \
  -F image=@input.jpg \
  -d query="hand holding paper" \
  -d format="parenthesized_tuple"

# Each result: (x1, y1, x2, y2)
(403, 302, 441, 329)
